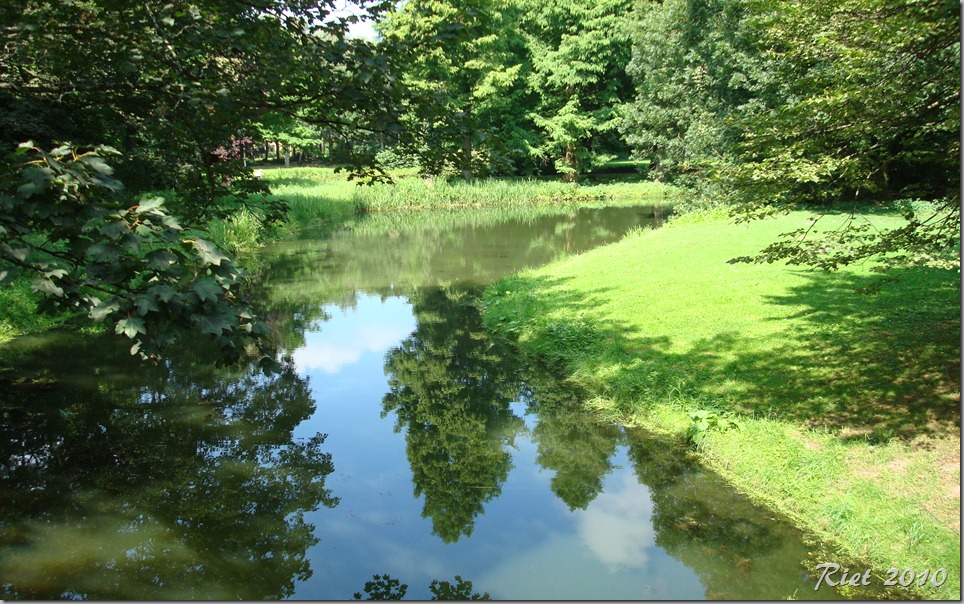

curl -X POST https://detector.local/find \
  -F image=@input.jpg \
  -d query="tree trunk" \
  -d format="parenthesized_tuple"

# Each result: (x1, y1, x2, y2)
(563, 144, 577, 183)
(461, 136, 473, 180)
(284, 147, 290, 168)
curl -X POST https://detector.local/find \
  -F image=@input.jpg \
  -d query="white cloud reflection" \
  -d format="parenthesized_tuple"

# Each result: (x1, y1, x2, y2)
(575, 473, 656, 571)
(292, 296, 415, 374)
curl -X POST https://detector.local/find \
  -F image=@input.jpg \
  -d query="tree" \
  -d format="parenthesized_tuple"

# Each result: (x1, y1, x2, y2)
(0, 144, 266, 362)
(353, 574, 490, 600)
(721, 0, 960, 272)
(520, 0, 635, 181)
(621, 0, 757, 184)
(622, 0, 960, 271)
(379, 0, 530, 178)
(381, 287, 524, 542)
(520, 369, 622, 511)
(0, 339, 337, 599)
(0, 0, 403, 356)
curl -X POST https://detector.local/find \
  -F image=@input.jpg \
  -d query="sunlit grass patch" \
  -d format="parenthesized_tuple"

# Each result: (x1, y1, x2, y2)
(481, 209, 961, 598)
(0, 279, 75, 346)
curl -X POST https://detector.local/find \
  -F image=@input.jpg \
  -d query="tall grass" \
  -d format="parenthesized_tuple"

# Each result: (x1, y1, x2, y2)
(206, 208, 264, 258)
(352, 177, 589, 210)
(343, 202, 641, 238)
(257, 168, 676, 234)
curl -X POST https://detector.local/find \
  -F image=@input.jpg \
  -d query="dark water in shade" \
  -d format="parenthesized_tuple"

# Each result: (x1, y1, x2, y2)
(0, 204, 851, 600)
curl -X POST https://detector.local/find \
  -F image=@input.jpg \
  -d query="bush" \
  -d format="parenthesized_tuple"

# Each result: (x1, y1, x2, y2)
(375, 147, 420, 170)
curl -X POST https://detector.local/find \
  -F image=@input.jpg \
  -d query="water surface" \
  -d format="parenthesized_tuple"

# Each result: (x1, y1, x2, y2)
(0, 204, 847, 600)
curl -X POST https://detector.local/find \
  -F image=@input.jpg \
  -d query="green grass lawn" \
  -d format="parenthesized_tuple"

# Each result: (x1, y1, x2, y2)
(482, 209, 961, 598)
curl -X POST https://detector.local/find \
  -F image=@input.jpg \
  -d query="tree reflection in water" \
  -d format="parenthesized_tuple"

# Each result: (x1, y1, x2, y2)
(0, 336, 336, 600)
(379, 285, 833, 599)
(382, 286, 524, 543)
(519, 369, 622, 511)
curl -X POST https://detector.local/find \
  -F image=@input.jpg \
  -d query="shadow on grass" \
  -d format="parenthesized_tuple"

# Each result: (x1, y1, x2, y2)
(742, 268, 960, 440)
(491, 266, 960, 443)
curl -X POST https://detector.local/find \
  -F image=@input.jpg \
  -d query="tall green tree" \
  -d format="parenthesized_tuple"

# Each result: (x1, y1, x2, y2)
(379, 0, 531, 178)
(520, 0, 634, 181)
(722, 0, 960, 271)
(382, 287, 523, 542)
(621, 0, 756, 183)
(623, 0, 960, 271)
(0, 338, 337, 599)
(520, 370, 622, 511)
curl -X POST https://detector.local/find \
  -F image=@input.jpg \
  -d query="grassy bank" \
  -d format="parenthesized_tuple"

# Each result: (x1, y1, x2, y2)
(259, 167, 674, 234)
(0, 280, 77, 347)
(481, 209, 961, 599)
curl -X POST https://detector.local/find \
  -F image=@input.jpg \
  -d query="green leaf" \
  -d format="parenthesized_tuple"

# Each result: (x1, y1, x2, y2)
(193, 238, 230, 266)
(79, 154, 114, 175)
(136, 196, 166, 214)
(197, 313, 231, 336)
(152, 284, 177, 302)
(17, 182, 42, 197)
(99, 221, 130, 241)
(87, 242, 122, 263)
(145, 249, 178, 271)
(115, 317, 147, 339)
(135, 295, 160, 316)
(90, 299, 121, 321)
(1, 243, 29, 262)
(32, 278, 64, 297)
(192, 277, 223, 303)
(162, 215, 182, 231)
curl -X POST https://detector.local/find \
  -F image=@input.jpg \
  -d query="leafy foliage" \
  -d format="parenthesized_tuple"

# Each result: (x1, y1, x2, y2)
(621, 0, 755, 184)
(520, 0, 635, 180)
(429, 576, 491, 600)
(354, 574, 409, 600)
(381, 0, 636, 179)
(0, 0, 405, 355)
(380, 0, 529, 177)
(0, 144, 268, 362)
(382, 287, 523, 543)
(0, 0, 402, 210)
(622, 0, 960, 270)
(521, 369, 622, 511)
(721, 0, 961, 271)
(684, 408, 740, 449)
(723, 0, 959, 211)
(0, 341, 336, 599)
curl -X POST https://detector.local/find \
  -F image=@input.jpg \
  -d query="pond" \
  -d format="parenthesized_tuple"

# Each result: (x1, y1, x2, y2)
(0, 204, 849, 600)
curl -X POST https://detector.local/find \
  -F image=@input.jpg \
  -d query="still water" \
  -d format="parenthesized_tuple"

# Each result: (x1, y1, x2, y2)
(0, 204, 846, 599)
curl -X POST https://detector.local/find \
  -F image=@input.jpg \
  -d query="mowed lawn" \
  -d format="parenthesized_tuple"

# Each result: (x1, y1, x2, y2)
(482, 209, 961, 598)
